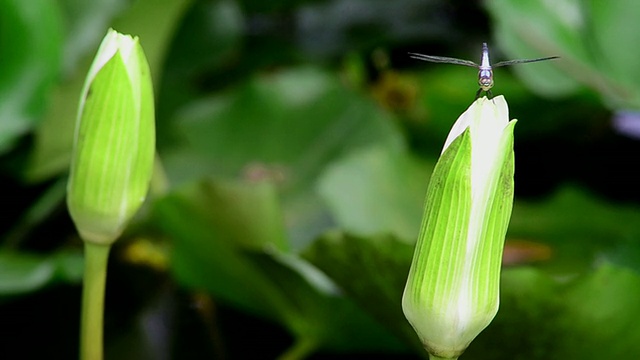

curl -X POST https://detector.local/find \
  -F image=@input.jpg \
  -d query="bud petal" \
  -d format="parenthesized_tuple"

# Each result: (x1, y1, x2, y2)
(67, 29, 155, 245)
(402, 96, 516, 359)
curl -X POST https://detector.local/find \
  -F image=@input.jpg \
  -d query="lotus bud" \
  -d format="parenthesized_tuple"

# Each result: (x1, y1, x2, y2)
(67, 29, 155, 245)
(402, 96, 516, 359)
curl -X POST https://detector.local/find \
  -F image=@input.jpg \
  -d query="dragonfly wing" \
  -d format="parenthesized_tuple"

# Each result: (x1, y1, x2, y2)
(408, 53, 479, 68)
(493, 56, 559, 67)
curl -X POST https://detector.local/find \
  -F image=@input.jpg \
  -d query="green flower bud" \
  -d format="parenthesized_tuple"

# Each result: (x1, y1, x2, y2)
(402, 96, 516, 359)
(67, 29, 155, 245)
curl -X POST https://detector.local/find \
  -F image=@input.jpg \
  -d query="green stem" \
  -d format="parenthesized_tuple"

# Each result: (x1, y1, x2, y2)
(276, 337, 318, 360)
(80, 242, 111, 360)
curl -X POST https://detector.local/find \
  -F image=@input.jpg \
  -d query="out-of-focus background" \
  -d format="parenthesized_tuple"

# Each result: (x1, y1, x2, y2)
(2, 0, 640, 358)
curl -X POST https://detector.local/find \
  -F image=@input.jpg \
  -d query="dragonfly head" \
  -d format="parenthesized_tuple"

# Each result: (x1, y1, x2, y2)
(478, 68, 494, 91)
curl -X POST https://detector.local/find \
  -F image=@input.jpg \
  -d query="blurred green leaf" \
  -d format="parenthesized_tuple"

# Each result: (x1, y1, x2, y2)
(164, 66, 403, 184)
(0, 0, 63, 153)
(239, 0, 321, 13)
(153, 177, 293, 317)
(473, 265, 640, 359)
(508, 186, 640, 275)
(465, 267, 562, 360)
(586, 0, 640, 92)
(487, 0, 640, 109)
(600, 240, 640, 274)
(0, 249, 83, 296)
(163, 66, 405, 248)
(247, 250, 408, 354)
(156, 0, 243, 142)
(557, 264, 640, 358)
(153, 178, 289, 319)
(318, 145, 432, 242)
(302, 231, 425, 355)
(162, 0, 242, 74)
(2, 178, 67, 248)
(154, 178, 407, 356)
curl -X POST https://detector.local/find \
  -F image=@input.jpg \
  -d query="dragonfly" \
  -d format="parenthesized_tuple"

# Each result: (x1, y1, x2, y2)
(409, 43, 559, 99)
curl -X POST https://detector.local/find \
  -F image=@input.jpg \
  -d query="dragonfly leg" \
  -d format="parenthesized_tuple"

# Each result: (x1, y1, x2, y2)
(474, 88, 494, 99)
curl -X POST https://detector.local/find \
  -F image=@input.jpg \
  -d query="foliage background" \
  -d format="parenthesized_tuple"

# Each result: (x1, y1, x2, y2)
(2, 0, 640, 359)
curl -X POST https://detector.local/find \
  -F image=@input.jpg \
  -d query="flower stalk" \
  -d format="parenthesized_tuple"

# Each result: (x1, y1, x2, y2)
(80, 243, 110, 360)
(402, 96, 516, 359)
